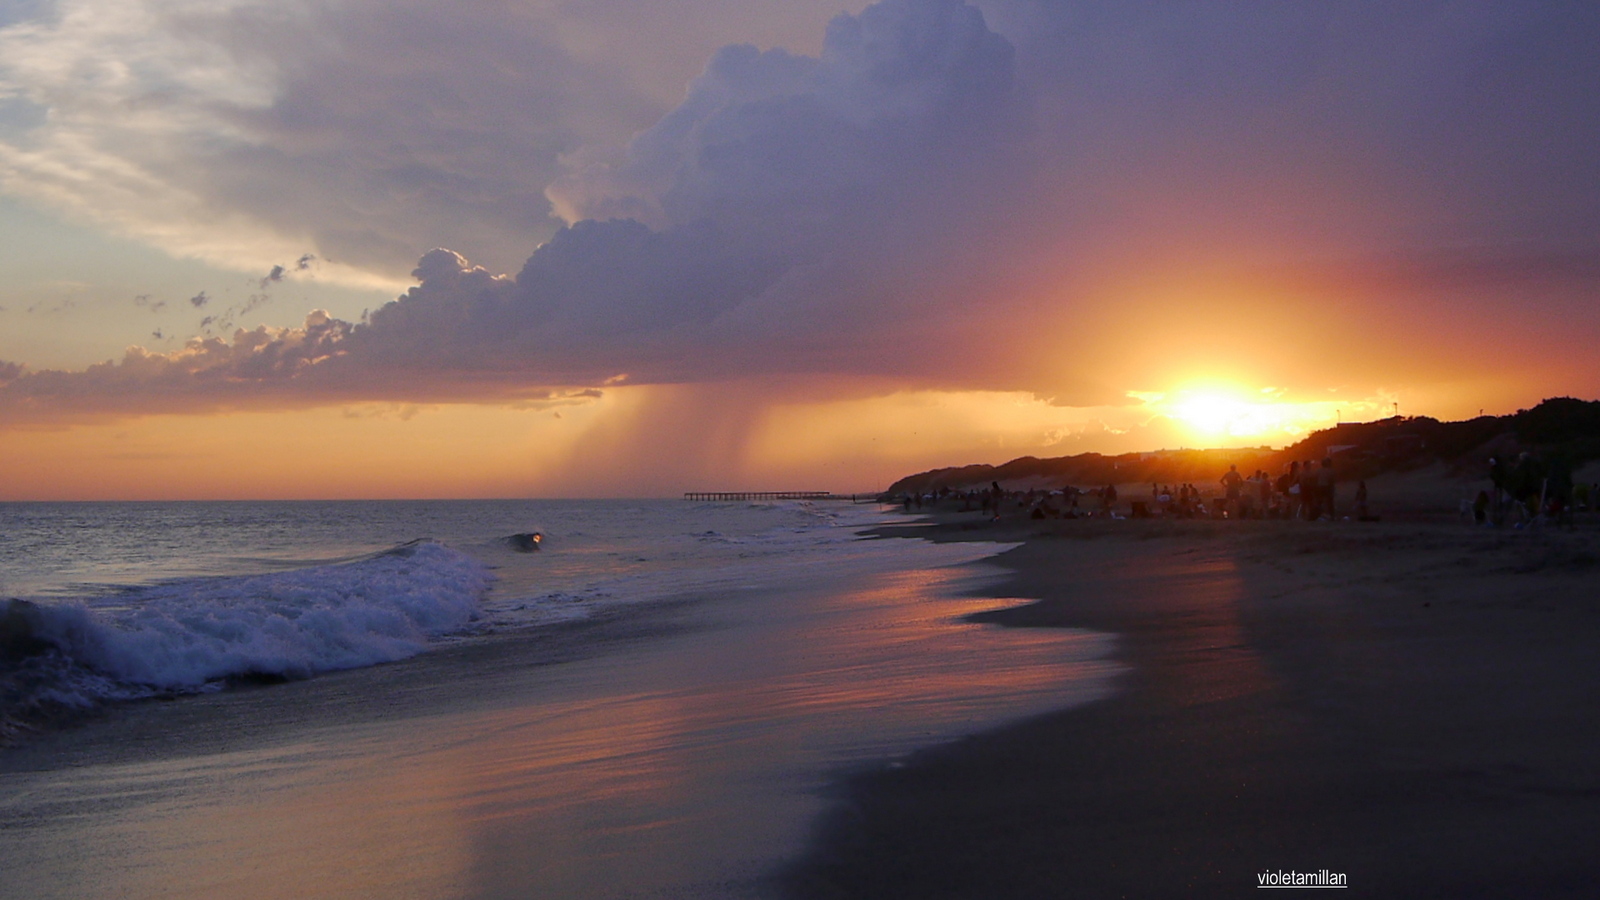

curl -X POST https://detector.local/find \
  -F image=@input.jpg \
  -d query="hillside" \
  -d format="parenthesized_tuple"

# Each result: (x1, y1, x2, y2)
(883, 396, 1600, 496)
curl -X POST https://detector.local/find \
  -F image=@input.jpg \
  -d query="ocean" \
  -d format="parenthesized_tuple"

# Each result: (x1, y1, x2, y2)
(0, 499, 1119, 899)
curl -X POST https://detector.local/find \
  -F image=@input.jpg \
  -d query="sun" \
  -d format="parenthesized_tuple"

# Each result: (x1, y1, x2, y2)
(1134, 383, 1366, 447)
(1172, 390, 1256, 436)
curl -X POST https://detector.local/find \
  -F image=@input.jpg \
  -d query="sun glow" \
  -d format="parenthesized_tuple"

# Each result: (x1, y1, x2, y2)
(1172, 390, 1259, 436)
(1132, 384, 1392, 447)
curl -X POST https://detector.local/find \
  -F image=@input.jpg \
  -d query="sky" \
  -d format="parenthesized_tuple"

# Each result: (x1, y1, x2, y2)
(1, 0, 1597, 499)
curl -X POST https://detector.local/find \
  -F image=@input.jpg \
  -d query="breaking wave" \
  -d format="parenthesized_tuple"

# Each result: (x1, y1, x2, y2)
(1, 540, 489, 741)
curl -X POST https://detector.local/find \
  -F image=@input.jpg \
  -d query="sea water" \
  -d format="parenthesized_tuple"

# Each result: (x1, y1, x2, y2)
(0, 500, 932, 720)
(0, 499, 1120, 899)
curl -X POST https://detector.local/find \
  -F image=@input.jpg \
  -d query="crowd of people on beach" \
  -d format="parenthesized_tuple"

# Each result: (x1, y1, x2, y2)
(1206, 459, 1371, 521)
(898, 458, 1370, 523)
(898, 447, 1595, 530)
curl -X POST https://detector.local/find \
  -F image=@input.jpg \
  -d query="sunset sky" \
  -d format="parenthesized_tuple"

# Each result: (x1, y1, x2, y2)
(2, 0, 1597, 499)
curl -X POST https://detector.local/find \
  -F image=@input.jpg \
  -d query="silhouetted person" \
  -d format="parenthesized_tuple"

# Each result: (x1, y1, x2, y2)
(1220, 465, 1243, 519)
(1488, 456, 1509, 524)
(1298, 460, 1318, 519)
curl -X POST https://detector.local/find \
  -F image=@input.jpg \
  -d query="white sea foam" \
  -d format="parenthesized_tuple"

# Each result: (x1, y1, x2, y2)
(23, 541, 490, 690)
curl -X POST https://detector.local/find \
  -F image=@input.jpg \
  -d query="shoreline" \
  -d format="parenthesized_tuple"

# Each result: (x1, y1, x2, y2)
(0, 511, 1114, 900)
(784, 513, 1600, 897)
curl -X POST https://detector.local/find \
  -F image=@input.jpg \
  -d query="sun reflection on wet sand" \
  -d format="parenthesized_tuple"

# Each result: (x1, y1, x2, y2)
(0, 557, 1121, 900)
(447, 565, 1121, 898)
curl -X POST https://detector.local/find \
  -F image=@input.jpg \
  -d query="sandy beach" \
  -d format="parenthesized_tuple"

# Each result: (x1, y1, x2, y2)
(6, 485, 1600, 898)
(785, 489, 1600, 897)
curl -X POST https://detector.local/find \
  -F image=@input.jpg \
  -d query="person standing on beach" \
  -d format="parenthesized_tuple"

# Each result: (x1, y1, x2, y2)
(1488, 456, 1508, 524)
(1277, 463, 1297, 519)
(1296, 460, 1317, 519)
(1220, 465, 1244, 518)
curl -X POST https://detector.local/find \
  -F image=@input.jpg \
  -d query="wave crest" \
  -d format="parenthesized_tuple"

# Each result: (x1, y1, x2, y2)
(1, 541, 490, 741)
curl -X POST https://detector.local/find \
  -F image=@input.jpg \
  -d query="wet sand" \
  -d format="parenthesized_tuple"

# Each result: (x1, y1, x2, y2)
(785, 512, 1600, 898)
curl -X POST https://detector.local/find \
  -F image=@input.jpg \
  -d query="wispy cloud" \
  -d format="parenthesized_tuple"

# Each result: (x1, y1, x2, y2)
(0, 0, 842, 282)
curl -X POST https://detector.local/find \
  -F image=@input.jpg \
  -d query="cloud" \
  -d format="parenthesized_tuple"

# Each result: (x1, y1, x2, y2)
(0, 0, 846, 281)
(1, 0, 1032, 420)
(547, 0, 1014, 232)
(3, 309, 352, 415)
(3, 0, 1600, 429)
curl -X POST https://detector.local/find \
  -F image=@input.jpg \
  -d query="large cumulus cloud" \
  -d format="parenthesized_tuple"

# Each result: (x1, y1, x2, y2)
(2, 0, 1029, 418)
(346, 0, 1021, 386)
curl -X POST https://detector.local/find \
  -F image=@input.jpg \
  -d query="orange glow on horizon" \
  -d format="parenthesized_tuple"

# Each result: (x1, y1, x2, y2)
(0, 404, 590, 501)
(0, 379, 1559, 501)
(1128, 383, 1398, 448)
